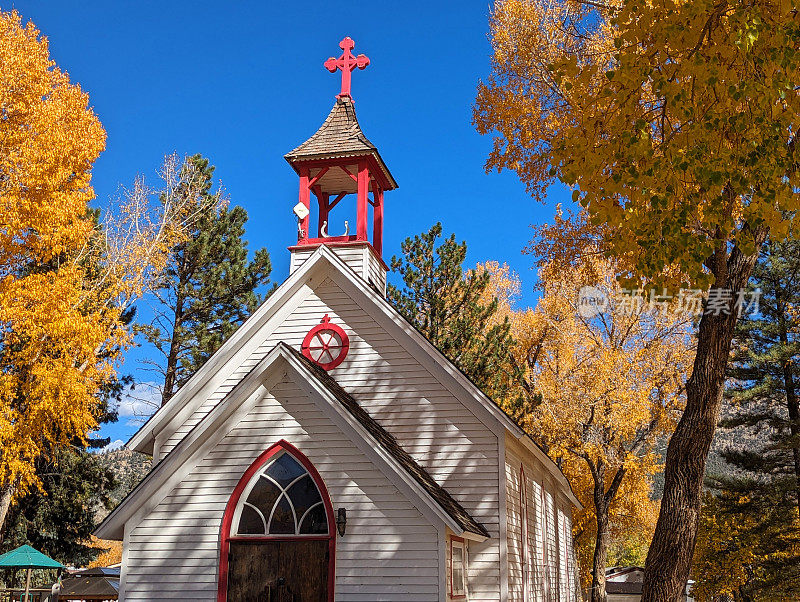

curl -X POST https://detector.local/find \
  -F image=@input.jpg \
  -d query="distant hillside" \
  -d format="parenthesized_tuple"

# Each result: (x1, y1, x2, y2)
(650, 404, 757, 501)
(95, 448, 152, 518)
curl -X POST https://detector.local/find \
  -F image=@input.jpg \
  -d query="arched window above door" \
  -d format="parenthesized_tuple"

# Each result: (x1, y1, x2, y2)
(232, 451, 329, 537)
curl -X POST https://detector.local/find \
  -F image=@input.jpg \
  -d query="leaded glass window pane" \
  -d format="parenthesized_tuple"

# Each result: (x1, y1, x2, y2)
(267, 454, 305, 487)
(245, 477, 281, 518)
(233, 451, 329, 537)
(269, 495, 295, 534)
(287, 474, 322, 520)
(299, 503, 328, 534)
(238, 504, 266, 535)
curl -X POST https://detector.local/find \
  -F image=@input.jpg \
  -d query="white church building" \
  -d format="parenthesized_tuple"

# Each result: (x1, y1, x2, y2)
(96, 37, 581, 602)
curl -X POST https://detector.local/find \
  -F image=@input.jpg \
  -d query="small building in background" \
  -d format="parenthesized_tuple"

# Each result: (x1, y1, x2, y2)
(606, 566, 695, 602)
(51, 567, 120, 602)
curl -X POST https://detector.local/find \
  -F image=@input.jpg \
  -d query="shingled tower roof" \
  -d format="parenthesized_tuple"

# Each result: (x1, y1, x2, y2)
(285, 96, 397, 190)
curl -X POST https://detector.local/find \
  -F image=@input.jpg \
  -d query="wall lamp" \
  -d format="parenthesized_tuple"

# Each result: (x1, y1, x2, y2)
(336, 507, 347, 537)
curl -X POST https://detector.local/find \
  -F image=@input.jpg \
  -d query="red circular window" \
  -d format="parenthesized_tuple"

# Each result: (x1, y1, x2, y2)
(301, 314, 350, 370)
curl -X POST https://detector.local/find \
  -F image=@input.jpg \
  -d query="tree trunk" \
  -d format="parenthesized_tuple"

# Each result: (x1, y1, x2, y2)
(775, 289, 800, 518)
(590, 498, 609, 602)
(0, 483, 15, 545)
(781, 348, 800, 519)
(641, 237, 765, 602)
(161, 292, 185, 406)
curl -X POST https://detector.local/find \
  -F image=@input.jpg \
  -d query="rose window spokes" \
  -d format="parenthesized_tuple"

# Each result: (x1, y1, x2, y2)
(306, 330, 343, 365)
(301, 314, 350, 370)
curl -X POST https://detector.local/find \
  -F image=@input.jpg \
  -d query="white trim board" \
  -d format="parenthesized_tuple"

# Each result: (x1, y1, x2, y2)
(97, 344, 486, 541)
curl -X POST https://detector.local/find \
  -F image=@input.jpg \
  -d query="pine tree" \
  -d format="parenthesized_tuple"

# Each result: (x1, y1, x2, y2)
(387, 222, 516, 395)
(141, 155, 273, 405)
(1, 448, 115, 566)
(724, 237, 800, 515)
(693, 238, 800, 599)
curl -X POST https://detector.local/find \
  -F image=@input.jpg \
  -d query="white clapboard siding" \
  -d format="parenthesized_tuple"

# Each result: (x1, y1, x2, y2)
(557, 502, 578, 602)
(291, 244, 387, 295)
(505, 459, 525, 602)
(365, 250, 387, 294)
(123, 377, 440, 602)
(545, 489, 558, 601)
(525, 472, 546, 602)
(155, 276, 502, 600)
(505, 438, 578, 602)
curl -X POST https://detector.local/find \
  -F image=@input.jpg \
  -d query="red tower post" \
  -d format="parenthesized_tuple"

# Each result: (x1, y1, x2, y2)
(356, 160, 369, 241)
(316, 188, 329, 238)
(298, 166, 310, 240)
(372, 182, 384, 256)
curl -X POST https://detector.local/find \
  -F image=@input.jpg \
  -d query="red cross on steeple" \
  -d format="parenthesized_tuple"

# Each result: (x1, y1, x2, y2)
(324, 37, 370, 98)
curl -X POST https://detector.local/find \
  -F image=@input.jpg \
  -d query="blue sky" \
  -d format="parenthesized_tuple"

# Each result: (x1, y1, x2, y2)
(6, 1, 568, 446)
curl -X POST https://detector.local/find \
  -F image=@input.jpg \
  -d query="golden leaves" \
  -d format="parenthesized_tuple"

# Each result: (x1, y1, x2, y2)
(476, 0, 800, 288)
(0, 10, 108, 498)
(482, 221, 695, 584)
(87, 536, 123, 568)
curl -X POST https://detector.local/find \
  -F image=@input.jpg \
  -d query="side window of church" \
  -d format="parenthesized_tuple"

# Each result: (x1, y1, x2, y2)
(450, 536, 467, 598)
(234, 452, 329, 536)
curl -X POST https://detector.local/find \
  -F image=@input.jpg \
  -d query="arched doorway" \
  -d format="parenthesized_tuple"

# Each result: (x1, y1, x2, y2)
(218, 440, 335, 601)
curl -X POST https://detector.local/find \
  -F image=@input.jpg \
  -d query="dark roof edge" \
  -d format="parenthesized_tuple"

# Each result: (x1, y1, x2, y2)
(282, 343, 489, 538)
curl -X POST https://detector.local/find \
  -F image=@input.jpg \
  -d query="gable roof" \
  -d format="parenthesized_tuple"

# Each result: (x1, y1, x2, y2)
(54, 571, 120, 599)
(285, 344, 489, 538)
(284, 96, 397, 189)
(127, 244, 580, 508)
(97, 343, 488, 541)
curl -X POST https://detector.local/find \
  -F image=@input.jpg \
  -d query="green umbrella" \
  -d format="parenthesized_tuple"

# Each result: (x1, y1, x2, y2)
(0, 545, 64, 600)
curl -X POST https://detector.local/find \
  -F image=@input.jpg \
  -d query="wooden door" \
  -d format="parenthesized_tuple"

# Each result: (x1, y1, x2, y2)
(227, 540, 329, 601)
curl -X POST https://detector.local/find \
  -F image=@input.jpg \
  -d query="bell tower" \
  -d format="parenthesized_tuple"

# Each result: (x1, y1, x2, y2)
(285, 37, 397, 293)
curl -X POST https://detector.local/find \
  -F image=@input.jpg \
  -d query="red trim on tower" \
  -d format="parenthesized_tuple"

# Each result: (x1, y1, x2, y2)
(288, 156, 394, 191)
(316, 189, 329, 238)
(297, 167, 311, 240)
(307, 166, 330, 189)
(356, 160, 369, 241)
(328, 191, 347, 210)
(217, 440, 336, 602)
(303, 234, 357, 245)
(372, 182, 383, 256)
(339, 164, 359, 183)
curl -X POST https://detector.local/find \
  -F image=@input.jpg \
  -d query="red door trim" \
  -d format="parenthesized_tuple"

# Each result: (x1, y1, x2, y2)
(217, 439, 335, 601)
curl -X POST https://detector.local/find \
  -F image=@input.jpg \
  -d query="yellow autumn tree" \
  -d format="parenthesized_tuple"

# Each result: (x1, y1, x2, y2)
(692, 492, 800, 600)
(0, 11, 213, 535)
(475, 0, 799, 596)
(0, 9, 110, 526)
(481, 215, 695, 601)
(88, 536, 123, 568)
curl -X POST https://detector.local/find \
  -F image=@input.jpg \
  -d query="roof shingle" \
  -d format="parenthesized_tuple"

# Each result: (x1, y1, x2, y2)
(285, 96, 397, 189)
(286, 96, 376, 158)
(284, 343, 490, 538)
